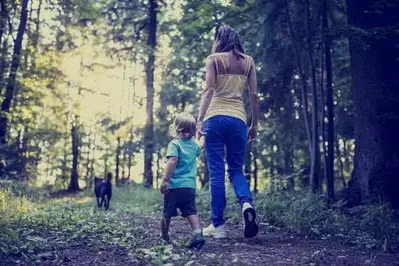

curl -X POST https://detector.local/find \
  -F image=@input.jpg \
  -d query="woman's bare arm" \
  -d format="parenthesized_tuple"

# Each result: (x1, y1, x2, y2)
(198, 56, 216, 122)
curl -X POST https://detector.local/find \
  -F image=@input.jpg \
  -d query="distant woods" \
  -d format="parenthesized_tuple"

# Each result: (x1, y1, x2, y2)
(0, 0, 398, 208)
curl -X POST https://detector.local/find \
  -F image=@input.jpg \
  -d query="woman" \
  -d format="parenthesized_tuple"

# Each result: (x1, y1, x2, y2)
(197, 26, 259, 239)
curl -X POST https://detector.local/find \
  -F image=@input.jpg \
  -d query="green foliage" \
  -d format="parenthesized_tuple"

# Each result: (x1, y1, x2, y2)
(111, 184, 162, 213)
(361, 204, 394, 239)
(256, 192, 349, 234)
(0, 187, 32, 218)
(0, 181, 398, 264)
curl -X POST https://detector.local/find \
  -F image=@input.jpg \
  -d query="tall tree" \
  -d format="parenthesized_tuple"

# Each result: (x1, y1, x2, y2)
(323, 0, 335, 200)
(115, 136, 121, 185)
(0, 0, 29, 145)
(69, 118, 80, 191)
(0, 0, 7, 48)
(347, 0, 399, 208)
(305, 0, 321, 194)
(143, 0, 158, 187)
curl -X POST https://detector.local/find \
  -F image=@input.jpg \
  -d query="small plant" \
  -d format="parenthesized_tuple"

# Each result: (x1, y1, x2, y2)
(359, 204, 398, 249)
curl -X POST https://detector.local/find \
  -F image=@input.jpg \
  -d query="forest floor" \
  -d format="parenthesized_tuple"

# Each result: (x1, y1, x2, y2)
(1, 183, 399, 266)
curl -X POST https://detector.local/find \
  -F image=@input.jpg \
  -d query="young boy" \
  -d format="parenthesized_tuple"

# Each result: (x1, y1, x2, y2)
(160, 113, 205, 249)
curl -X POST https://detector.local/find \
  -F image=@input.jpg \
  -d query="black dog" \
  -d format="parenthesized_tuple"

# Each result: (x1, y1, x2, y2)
(94, 173, 112, 210)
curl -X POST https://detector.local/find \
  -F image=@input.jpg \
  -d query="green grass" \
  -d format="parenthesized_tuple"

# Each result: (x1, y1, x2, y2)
(0, 180, 398, 258)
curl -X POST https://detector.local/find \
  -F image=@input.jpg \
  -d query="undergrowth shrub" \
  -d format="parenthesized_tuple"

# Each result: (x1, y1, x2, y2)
(251, 191, 349, 235)
(0, 181, 397, 254)
(0, 187, 32, 218)
(111, 184, 162, 214)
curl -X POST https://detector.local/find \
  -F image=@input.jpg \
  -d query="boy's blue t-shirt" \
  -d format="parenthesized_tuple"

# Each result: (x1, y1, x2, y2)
(166, 138, 201, 190)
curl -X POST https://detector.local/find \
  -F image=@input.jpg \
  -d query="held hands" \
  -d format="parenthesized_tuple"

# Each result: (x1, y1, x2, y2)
(196, 121, 206, 140)
(247, 125, 257, 143)
(160, 180, 169, 195)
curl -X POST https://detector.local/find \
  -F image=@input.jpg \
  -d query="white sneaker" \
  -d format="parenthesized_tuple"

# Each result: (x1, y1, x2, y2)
(242, 202, 259, 238)
(202, 224, 228, 238)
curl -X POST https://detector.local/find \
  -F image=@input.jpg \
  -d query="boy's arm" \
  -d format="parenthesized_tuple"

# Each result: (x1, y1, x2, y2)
(163, 157, 178, 182)
(164, 141, 179, 181)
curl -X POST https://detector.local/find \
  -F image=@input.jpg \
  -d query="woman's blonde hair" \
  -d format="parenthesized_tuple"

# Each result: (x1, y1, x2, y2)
(171, 113, 197, 139)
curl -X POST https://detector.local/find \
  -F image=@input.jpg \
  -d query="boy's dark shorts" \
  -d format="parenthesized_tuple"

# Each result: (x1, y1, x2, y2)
(163, 188, 196, 218)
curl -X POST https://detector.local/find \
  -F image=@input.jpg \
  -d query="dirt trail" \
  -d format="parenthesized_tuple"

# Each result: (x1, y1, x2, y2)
(5, 214, 396, 266)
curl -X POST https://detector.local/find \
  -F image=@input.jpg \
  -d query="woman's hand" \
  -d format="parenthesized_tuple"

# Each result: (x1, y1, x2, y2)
(247, 125, 257, 143)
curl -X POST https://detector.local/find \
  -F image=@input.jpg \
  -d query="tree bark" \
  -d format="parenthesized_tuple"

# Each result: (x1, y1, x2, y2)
(0, 0, 29, 144)
(284, 148, 294, 191)
(285, 0, 313, 161)
(85, 132, 92, 189)
(0, 0, 7, 50)
(347, 0, 399, 208)
(0, 38, 8, 93)
(253, 147, 258, 193)
(115, 136, 121, 185)
(156, 150, 161, 188)
(323, 0, 335, 201)
(127, 129, 134, 180)
(336, 139, 346, 189)
(143, 0, 158, 187)
(69, 122, 80, 192)
(201, 150, 210, 188)
(305, 0, 321, 194)
(244, 149, 251, 186)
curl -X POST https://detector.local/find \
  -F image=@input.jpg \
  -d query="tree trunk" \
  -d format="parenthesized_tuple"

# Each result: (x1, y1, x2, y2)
(336, 139, 346, 189)
(305, 0, 321, 194)
(60, 136, 69, 188)
(284, 149, 294, 191)
(0, 0, 7, 51)
(0, 0, 8, 47)
(0, 38, 8, 93)
(143, 0, 158, 187)
(156, 150, 162, 188)
(201, 150, 210, 188)
(31, 0, 42, 49)
(343, 139, 350, 173)
(320, 17, 328, 194)
(323, 0, 335, 201)
(0, 0, 29, 144)
(253, 147, 258, 193)
(285, 0, 313, 158)
(20, 126, 28, 179)
(347, 0, 399, 208)
(69, 123, 80, 192)
(115, 136, 121, 185)
(244, 149, 251, 186)
(85, 132, 92, 189)
(270, 145, 275, 192)
(104, 147, 109, 178)
(121, 151, 126, 182)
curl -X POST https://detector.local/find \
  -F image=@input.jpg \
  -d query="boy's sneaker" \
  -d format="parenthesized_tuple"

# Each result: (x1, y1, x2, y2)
(188, 232, 205, 249)
(202, 224, 228, 238)
(242, 202, 259, 238)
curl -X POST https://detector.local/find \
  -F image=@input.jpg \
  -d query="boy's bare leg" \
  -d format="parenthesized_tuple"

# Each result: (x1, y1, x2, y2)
(186, 215, 205, 249)
(161, 216, 171, 241)
(186, 215, 201, 231)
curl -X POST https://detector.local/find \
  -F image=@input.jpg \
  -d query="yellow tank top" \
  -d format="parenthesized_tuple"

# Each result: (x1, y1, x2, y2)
(203, 54, 251, 124)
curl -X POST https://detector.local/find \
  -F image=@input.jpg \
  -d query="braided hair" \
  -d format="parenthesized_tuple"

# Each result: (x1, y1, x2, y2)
(212, 26, 245, 59)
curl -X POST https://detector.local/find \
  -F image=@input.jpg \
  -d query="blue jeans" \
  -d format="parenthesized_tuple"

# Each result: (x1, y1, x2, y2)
(204, 115, 253, 227)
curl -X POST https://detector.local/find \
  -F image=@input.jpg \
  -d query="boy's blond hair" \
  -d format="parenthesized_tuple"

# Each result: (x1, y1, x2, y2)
(171, 113, 197, 139)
